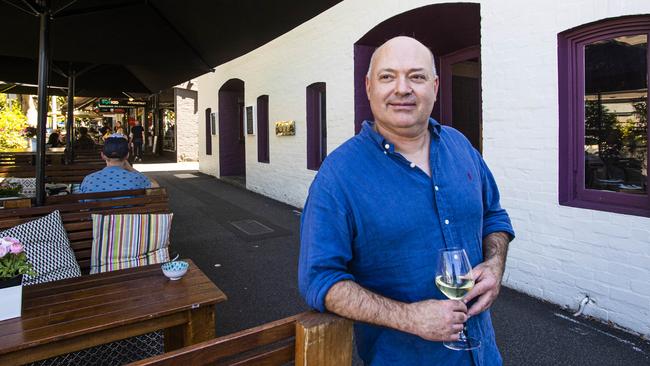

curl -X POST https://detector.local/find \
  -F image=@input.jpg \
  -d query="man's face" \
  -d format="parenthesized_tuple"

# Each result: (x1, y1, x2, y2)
(365, 38, 439, 133)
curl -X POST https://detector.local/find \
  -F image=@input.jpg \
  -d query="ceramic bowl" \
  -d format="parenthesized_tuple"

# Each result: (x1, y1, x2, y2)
(161, 260, 189, 280)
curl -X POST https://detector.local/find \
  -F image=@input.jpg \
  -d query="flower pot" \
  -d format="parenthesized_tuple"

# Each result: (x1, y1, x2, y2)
(0, 274, 22, 321)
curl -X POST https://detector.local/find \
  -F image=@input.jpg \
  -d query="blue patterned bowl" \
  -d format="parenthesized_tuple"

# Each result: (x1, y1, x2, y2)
(161, 260, 189, 280)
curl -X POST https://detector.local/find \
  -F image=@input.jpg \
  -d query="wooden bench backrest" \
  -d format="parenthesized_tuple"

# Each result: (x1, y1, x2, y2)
(0, 187, 170, 274)
(0, 162, 105, 183)
(127, 311, 353, 366)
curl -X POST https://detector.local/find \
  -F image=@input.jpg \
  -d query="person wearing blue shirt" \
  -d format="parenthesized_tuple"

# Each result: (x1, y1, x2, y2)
(298, 36, 515, 365)
(80, 135, 151, 193)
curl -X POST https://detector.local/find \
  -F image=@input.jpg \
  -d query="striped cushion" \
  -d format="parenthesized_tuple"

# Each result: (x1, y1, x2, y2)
(90, 213, 173, 274)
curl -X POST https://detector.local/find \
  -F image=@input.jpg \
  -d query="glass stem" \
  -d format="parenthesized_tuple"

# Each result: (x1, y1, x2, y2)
(459, 323, 468, 341)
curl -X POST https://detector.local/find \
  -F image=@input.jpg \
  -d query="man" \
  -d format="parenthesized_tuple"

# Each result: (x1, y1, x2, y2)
(74, 126, 96, 151)
(130, 120, 145, 162)
(80, 135, 151, 193)
(298, 36, 514, 365)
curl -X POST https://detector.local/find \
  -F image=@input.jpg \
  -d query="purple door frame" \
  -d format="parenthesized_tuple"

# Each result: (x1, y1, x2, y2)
(218, 79, 245, 177)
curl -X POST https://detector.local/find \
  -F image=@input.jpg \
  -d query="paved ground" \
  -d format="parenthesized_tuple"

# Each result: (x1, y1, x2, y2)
(146, 170, 650, 365)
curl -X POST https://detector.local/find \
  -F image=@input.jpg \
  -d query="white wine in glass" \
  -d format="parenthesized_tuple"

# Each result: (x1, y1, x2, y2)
(435, 247, 481, 351)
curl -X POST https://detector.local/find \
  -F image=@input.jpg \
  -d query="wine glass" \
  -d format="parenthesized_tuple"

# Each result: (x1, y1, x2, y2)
(435, 247, 481, 350)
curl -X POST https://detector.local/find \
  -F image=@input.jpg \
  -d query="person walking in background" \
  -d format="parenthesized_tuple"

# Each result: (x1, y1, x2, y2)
(129, 120, 145, 162)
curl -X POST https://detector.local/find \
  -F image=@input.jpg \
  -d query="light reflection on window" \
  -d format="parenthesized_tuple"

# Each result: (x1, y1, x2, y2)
(584, 34, 647, 194)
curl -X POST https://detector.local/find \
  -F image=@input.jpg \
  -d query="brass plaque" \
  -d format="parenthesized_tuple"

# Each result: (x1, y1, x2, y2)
(275, 120, 296, 136)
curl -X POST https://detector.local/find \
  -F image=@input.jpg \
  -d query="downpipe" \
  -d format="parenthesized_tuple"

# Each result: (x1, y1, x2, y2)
(573, 295, 593, 317)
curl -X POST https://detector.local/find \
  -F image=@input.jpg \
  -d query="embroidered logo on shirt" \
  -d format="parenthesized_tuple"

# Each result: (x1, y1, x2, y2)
(467, 172, 473, 181)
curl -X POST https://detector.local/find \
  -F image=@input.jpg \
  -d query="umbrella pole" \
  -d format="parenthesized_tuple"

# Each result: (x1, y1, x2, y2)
(35, 2, 51, 206)
(66, 68, 75, 164)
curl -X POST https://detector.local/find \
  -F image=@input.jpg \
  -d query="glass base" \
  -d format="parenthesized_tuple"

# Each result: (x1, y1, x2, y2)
(443, 336, 481, 351)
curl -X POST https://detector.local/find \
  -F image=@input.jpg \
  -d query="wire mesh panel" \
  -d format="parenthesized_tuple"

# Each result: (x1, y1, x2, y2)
(28, 331, 163, 366)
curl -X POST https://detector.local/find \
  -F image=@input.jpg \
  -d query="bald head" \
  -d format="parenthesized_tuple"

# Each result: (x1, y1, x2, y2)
(366, 36, 437, 78)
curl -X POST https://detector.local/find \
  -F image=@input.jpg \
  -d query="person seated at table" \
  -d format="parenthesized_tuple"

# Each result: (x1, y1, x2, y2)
(47, 130, 63, 147)
(74, 127, 96, 151)
(79, 135, 151, 193)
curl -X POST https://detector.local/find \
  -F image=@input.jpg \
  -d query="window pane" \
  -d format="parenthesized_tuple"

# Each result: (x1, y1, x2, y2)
(584, 34, 647, 194)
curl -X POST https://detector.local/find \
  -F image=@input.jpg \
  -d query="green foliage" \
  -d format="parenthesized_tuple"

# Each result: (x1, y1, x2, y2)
(584, 100, 618, 147)
(0, 94, 28, 149)
(0, 181, 22, 197)
(0, 252, 35, 279)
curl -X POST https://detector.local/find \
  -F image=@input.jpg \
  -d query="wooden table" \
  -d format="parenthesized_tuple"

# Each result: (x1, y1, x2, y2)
(0, 259, 227, 365)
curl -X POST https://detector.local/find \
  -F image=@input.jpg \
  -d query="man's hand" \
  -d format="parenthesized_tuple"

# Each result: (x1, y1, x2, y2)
(463, 231, 511, 317)
(325, 281, 467, 342)
(463, 258, 504, 317)
(403, 299, 468, 341)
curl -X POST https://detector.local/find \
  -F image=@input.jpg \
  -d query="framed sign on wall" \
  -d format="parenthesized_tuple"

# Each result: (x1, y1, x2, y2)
(210, 112, 217, 135)
(245, 106, 255, 135)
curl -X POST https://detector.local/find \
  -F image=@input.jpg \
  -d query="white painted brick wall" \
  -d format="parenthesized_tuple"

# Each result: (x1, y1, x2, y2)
(174, 82, 199, 162)
(195, 0, 650, 336)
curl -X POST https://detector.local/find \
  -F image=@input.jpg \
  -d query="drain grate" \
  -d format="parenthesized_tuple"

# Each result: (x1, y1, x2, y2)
(230, 219, 275, 236)
(173, 173, 198, 179)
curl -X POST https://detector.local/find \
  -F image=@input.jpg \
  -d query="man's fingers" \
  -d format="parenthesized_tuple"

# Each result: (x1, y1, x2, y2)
(468, 292, 493, 316)
(453, 312, 468, 324)
(449, 300, 468, 313)
(463, 280, 489, 303)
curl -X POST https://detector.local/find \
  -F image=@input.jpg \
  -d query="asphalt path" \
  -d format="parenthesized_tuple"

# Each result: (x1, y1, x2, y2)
(147, 170, 650, 365)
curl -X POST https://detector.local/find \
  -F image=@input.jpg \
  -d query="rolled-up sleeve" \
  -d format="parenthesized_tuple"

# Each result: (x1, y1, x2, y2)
(478, 155, 515, 240)
(298, 172, 355, 313)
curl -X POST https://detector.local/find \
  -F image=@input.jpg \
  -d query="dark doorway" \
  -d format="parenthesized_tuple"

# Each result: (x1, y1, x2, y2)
(440, 47, 481, 151)
(218, 79, 246, 184)
(353, 3, 482, 152)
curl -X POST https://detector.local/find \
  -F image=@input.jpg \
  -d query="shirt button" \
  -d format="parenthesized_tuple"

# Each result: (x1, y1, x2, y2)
(444, 219, 450, 225)
(383, 151, 387, 155)
(409, 162, 416, 168)
(434, 185, 439, 191)
(384, 144, 390, 150)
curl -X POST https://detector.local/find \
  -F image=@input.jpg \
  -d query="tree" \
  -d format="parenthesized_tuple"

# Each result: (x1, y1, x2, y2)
(0, 94, 28, 149)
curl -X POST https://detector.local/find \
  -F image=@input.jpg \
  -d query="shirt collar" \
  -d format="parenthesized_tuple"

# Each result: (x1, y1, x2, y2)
(360, 118, 442, 153)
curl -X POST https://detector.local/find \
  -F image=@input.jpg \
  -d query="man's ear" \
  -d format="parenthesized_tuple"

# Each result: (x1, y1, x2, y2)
(365, 75, 371, 100)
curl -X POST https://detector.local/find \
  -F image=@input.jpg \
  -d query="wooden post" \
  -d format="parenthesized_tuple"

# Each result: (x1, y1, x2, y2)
(295, 312, 353, 366)
(164, 305, 215, 351)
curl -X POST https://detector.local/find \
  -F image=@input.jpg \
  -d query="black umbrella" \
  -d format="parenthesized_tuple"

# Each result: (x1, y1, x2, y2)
(0, 0, 341, 204)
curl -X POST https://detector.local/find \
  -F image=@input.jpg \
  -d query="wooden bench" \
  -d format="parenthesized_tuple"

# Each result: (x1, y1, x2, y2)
(0, 259, 227, 365)
(0, 162, 104, 183)
(127, 311, 353, 366)
(0, 187, 170, 274)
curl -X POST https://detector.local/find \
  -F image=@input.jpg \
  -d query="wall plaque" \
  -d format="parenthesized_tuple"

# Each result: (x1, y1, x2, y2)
(275, 120, 295, 136)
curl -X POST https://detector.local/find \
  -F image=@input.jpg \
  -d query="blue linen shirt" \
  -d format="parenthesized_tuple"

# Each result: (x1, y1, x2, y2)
(298, 118, 514, 366)
(80, 166, 151, 193)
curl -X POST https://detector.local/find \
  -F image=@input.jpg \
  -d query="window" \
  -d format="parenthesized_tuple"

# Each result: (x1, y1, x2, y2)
(559, 16, 650, 216)
(307, 82, 327, 170)
(205, 108, 212, 155)
(257, 95, 269, 163)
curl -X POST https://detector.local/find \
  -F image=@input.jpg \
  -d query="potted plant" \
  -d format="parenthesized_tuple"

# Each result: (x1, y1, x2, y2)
(0, 237, 35, 321)
(0, 181, 22, 198)
(22, 126, 38, 151)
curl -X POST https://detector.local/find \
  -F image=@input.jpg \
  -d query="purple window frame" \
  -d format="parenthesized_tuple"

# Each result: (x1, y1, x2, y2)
(307, 82, 327, 171)
(257, 95, 270, 163)
(205, 107, 212, 156)
(558, 15, 650, 217)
